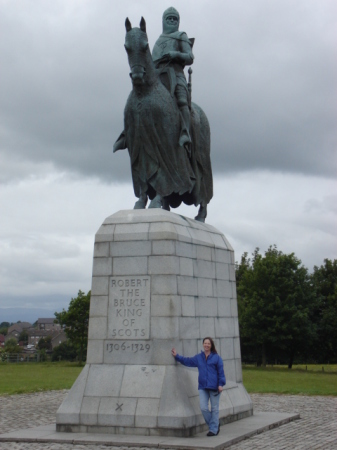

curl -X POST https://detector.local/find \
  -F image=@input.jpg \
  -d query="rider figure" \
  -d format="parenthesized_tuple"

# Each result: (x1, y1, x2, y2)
(152, 7, 194, 149)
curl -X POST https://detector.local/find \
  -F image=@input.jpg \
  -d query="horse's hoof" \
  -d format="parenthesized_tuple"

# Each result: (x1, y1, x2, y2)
(148, 196, 162, 209)
(194, 215, 205, 223)
(134, 199, 147, 209)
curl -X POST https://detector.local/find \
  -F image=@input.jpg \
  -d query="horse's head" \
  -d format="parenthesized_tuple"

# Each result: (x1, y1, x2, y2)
(125, 17, 153, 86)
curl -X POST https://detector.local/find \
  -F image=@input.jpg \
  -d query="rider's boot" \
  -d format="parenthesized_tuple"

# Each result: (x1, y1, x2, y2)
(179, 105, 192, 153)
(162, 197, 170, 211)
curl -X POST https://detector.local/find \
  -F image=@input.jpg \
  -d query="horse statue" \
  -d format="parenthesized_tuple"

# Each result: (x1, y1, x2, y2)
(113, 17, 213, 222)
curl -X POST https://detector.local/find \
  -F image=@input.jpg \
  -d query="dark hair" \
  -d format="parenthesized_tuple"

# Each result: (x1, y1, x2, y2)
(203, 337, 218, 354)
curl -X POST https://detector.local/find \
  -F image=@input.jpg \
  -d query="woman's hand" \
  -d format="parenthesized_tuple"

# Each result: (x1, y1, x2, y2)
(218, 386, 223, 393)
(171, 348, 177, 357)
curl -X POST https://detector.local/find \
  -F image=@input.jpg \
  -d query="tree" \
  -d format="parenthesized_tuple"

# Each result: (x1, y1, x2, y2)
(5, 338, 23, 354)
(18, 329, 29, 345)
(310, 259, 337, 363)
(37, 336, 52, 351)
(52, 341, 78, 361)
(236, 246, 315, 367)
(54, 290, 90, 363)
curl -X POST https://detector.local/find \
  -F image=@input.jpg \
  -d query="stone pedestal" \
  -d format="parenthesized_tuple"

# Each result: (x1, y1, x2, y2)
(56, 209, 253, 437)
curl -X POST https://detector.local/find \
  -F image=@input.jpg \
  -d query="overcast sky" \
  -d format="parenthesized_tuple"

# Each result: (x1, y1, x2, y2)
(0, 0, 336, 322)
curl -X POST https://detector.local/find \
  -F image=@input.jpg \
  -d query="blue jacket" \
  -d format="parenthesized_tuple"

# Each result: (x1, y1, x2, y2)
(175, 351, 226, 390)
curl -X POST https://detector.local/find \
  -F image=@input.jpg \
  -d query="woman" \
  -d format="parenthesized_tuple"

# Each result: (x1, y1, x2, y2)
(171, 337, 226, 436)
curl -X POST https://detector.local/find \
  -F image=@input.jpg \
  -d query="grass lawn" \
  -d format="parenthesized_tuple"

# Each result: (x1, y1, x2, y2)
(242, 364, 337, 396)
(0, 362, 336, 396)
(0, 362, 83, 395)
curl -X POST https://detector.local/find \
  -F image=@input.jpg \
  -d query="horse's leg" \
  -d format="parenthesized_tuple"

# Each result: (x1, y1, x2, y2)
(162, 197, 170, 211)
(195, 203, 207, 223)
(148, 194, 162, 209)
(134, 192, 148, 209)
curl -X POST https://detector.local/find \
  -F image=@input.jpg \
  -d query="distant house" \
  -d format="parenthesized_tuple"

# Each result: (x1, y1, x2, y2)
(37, 318, 61, 331)
(5, 322, 32, 342)
(27, 328, 67, 349)
(0, 334, 5, 347)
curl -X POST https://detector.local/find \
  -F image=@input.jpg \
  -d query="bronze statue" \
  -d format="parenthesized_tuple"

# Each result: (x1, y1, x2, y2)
(113, 10, 213, 222)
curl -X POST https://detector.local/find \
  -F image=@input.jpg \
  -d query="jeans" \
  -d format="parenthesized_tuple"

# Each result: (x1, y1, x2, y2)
(199, 389, 221, 434)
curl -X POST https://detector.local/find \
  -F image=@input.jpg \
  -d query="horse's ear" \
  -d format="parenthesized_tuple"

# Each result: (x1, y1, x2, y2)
(125, 18, 132, 32)
(140, 17, 146, 32)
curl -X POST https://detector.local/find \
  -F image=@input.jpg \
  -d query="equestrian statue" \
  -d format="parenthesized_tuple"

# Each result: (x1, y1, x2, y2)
(113, 7, 213, 222)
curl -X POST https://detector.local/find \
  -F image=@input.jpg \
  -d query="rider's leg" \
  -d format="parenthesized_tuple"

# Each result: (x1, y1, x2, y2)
(195, 203, 207, 222)
(176, 86, 191, 149)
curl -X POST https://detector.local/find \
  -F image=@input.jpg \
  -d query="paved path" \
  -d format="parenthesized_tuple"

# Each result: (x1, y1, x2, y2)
(0, 391, 336, 449)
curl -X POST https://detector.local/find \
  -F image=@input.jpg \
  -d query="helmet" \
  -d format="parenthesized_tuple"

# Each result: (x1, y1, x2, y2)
(162, 7, 180, 23)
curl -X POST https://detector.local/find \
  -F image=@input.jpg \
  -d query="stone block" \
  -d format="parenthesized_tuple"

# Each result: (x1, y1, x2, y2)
(181, 296, 195, 317)
(95, 224, 115, 242)
(234, 337, 241, 359)
(172, 224, 193, 243)
(179, 317, 200, 339)
(230, 298, 238, 317)
(151, 317, 179, 339)
(98, 397, 137, 427)
(110, 241, 151, 257)
(151, 275, 177, 295)
(223, 359, 236, 382)
(199, 317, 215, 338)
(182, 339, 198, 357)
(114, 223, 149, 242)
(157, 366, 196, 429)
(189, 228, 214, 247)
(193, 259, 215, 278)
(218, 298, 232, 317)
(152, 240, 175, 255)
(214, 248, 231, 264)
(135, 399, 160, 428)
(179, 257, 193, 276)
(120, 365, 165, 398)
(235, 359, 243, 382)
(88, 317, 107, 340)
(226, 384, 252, 414)
(210, 232, 228, 249)
(91, 276, 109, 296)
(232, 282, 238, 299)
(196, 297, 217, 317)
(113, 256, 148, 276)
(56, 365, 89, 425)
(196, 245, 213, 261)
(229, 264, 236, 281)
(89, 296, 108, 317)
(218, 390, 234, 416)
(151, 339, 182, 365)
(151, 295, 181, 317)
(94, 242, 110, 257)
(92, 258, 112, 276)
(220, 338, 234, 360)
(216, 262, 230, 280)
(177, 276, 197, 296)
(84, 365, 124, 397)
(197, 278, 213, 297)
(148, 256, 180, 275)
(234, 317, 240, 337)
(213, 279, 232, 298)
(215, 318, 235, 338)
(148, 222, 177, 241)
(176, 241, 197, 259)
(86, 340, 104, 364)
(80, 396, 100, 426)
(222, 235, 234, 251)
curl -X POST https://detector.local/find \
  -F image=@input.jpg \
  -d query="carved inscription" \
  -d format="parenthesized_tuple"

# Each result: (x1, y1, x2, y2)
(108, 276, 150, 339)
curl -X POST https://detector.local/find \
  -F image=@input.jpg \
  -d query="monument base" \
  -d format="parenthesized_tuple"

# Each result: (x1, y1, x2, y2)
(56, 210, 253, 436)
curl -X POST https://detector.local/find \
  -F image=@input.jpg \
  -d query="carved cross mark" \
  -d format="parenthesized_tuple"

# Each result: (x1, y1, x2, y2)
(116, 403, 123, 411)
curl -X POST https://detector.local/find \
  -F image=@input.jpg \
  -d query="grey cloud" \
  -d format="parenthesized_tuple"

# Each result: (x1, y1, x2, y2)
(0, 0, 336, 184)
